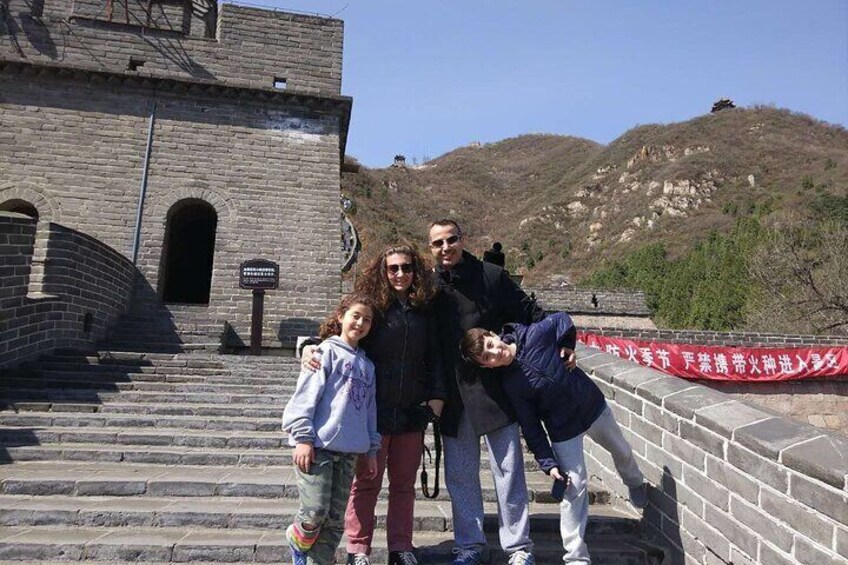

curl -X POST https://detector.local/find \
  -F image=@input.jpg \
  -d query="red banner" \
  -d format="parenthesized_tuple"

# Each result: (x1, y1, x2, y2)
(578, 333, 848, 381)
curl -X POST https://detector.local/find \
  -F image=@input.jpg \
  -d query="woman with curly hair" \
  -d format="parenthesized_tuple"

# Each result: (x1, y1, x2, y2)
(302, 244, 446, 565)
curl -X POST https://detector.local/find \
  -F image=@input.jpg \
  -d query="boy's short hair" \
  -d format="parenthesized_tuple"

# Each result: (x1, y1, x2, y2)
(460, 327, 495, 366)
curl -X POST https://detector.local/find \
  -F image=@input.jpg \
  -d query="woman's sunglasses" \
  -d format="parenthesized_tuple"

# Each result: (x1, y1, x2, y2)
(429, 235, 461, 248)
(387, 263, 414, 274)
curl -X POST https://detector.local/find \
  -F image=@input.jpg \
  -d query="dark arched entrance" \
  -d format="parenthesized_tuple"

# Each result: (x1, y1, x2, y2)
(0, 199, 39, 220)
(160, 199, 217, 304)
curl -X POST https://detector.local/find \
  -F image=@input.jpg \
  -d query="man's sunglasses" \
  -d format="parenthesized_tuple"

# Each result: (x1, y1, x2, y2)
(387, 263, 414, 274)
(429, 235, 461, 248)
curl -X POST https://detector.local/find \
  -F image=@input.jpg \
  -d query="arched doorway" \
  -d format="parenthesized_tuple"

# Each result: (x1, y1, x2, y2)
(0, 199, 39, 220)
(160, 199, 217, 304)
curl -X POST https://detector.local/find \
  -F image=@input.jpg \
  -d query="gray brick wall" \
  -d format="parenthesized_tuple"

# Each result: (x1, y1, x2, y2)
(577, 346, 848, 565)
(0, 214, 136, 368)
(2, 0, 343, 95)
(526, 286, 652, 316)
(0, 67, 345, 347)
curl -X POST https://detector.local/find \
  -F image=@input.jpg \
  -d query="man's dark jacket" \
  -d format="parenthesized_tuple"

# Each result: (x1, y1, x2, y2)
(364, 300, 447, 434)
(434, 250, 545, 437)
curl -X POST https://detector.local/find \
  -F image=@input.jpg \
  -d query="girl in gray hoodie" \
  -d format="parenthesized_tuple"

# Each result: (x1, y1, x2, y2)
(283, 293, 382, 565)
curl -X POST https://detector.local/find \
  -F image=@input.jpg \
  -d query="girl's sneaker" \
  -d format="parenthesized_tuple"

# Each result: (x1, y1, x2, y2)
(346, 553, 370, 565)
(286, 525, 308, 565)
(388, 550, 418, 565)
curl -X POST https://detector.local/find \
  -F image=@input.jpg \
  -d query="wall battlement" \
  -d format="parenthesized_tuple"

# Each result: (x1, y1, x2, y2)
(577, 346, 848, 564)
(1, 0, 343, 95)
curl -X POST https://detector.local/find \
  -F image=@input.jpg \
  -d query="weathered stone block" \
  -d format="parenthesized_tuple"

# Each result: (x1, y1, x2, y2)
(680, 421, 725, 458)
(727, 443, 788, 493)
(760, 487, 834, 547)
(781, 434, 848, 489)
(789, 472, 847, 524)
(704, 455, 758, 505)
(734, 417, 821, 460)
(636, 377, 695, 406)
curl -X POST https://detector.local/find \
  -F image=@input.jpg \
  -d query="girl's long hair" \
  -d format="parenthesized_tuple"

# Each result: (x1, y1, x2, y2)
(354, 244, 436, 312)
(318, 292, 378, 339)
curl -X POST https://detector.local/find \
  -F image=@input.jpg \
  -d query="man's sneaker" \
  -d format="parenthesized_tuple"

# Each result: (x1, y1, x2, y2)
(388, 551, 418, 565)
(508, 549, 535, 565)
(629, 482, 649, 509)
(450, 547, 482, 565)
(285, 524, 308, 565)
(346, 553, 370, 565)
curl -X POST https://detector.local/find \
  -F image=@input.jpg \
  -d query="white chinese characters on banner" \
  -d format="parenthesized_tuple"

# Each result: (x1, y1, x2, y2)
(580, 333, 848, 381)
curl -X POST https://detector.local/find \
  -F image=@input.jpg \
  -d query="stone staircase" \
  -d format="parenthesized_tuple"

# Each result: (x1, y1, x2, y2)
(0, 316, 664, 564)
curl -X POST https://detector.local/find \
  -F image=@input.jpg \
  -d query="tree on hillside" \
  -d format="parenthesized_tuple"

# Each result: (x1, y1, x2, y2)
(746, 219, 848, 334)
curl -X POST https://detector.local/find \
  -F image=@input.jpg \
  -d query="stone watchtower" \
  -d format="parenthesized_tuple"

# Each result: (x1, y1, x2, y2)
(0, 0, 352, 364)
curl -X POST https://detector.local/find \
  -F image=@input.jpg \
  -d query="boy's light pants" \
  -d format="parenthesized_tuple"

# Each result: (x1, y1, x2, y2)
(442, 412, 533, 554)
(551, 405, 643, 564)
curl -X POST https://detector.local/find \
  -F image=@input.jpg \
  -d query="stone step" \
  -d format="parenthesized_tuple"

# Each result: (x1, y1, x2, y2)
(0, 388, 290, 405)
(0, 462, 599, 504)
(0, 495, 633, 535)
(19, 363, 202, 376)
(0, 426, 289, 450)
(4, 401, 282, 418)
(42, 351, 297, 368)
(97, 343, 221, 354)
(0, 442, 547, 474)
(0, 412, 281, 432)
(0, 377, 293, 395)
(7, 370, 291, 386)
(27, 361, 297, 377)
(0, 526, 661, 564)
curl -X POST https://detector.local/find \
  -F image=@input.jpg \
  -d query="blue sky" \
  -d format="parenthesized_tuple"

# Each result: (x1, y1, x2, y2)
(254, 0, 848, 167)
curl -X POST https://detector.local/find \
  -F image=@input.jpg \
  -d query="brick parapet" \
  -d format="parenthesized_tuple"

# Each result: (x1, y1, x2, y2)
(1, 0, 343, 96)
(0, 214, 136, 368)
(526, 286, 652, 316)
(577, 345, 848, 564)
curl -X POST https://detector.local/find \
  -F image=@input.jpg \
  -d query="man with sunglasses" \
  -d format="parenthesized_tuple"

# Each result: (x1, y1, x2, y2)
(428, 219, 544, 565)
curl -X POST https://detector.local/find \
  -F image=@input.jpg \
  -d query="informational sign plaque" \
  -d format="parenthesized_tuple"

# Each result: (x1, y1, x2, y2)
(239, 259, 279, 290)
(239, 259, 279, 355)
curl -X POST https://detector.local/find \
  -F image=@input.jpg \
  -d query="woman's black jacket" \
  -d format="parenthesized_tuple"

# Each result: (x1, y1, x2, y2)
(362, 300, 447, 435)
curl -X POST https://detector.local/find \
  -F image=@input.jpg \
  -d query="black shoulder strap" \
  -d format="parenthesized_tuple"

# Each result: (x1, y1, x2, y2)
(420, 420, 441, 499)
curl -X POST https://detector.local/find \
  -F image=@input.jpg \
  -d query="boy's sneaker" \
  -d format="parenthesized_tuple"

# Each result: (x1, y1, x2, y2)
(629, 482, 649, 509)
(346, 553, 370, 565)
(508, 549, 535, 565)
(388, 551, 418, 565)
(451, 547, 482, 565)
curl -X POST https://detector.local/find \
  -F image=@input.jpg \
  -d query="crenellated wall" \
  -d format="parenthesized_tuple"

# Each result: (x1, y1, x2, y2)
(0, 213, 136, 368)
(576, 345, 848, 564)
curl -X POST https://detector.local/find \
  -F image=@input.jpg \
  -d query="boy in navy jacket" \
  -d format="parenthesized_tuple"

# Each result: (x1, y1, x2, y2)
(461, 313, 647, 565)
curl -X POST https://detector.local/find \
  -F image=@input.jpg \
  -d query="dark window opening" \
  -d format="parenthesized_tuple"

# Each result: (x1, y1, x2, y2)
(83, 312, 94, 334)
(127, 57, 145, 71)
(0, 199, 39, 220)
(160, 199, 217, 305)
(273, 77, 288, 90)
(31, 0, 45, 18)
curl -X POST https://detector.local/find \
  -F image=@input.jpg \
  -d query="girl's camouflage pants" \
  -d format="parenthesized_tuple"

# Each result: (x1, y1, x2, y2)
(293, 449, 357, 565)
